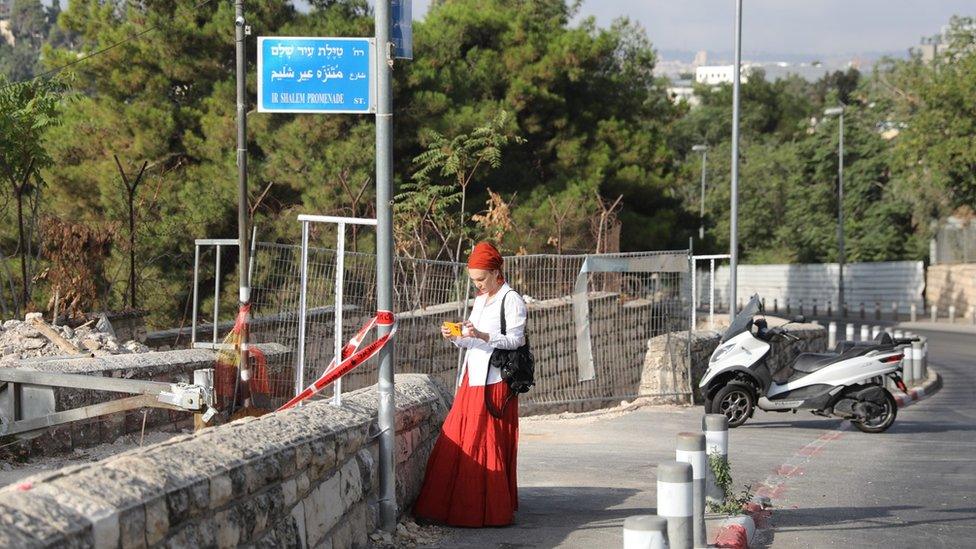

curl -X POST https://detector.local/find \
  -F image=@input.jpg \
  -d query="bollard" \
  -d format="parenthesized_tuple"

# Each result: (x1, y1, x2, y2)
(846, 323, 854, 342)
(911, 340, 924, 387)
(702, 414, 729, 504)
(931, 305, 938, 323)
(860, 325, 869, 341)
(918, 336, 927, 381)
(676, 433, 707, 548)
(773, 298, 778, 314)
(623, 515, 669, 549)
(902, 344, 915, 387)
(658, 461, 693, 549)
(872, 325, 881, 339)
(828, 322, 837, 349)
(949, 305, 956, 324)
(874, 302, 881, 321)
(910, 303, 917, 322)
(891, 302, 898, 321)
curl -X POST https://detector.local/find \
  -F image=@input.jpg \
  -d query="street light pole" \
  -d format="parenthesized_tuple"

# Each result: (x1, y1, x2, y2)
(825, 106, 845, 314)
(729, 0, 742, 320)
(693, 145, 708, 240)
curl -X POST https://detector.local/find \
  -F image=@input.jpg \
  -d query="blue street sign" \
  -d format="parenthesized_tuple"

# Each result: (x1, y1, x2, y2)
(257, 37, 375, 114)
(391, 0, 413, 60)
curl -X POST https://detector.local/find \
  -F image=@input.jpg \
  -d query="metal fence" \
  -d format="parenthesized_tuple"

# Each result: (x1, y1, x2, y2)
(196, 241, 692, 411)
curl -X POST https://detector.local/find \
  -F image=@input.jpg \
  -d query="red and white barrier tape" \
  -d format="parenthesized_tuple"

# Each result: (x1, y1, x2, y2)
(277, 311, 396, 411)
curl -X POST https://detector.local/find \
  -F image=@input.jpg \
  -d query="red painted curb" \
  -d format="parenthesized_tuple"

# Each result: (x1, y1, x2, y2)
(714, 524, 748, 549)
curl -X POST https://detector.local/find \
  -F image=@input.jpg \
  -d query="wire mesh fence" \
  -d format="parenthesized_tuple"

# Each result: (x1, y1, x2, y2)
(222, 243, 692, 412)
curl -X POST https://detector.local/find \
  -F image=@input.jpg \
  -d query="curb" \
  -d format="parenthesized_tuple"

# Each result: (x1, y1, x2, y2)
(893, 369, 942, 408)
(712, 514, 755, 549)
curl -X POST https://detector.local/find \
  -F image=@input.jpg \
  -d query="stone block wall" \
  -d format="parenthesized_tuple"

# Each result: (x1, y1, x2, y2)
(926, 263, 976, 315)
(0, 374, 450, 549)
(639, 321, 827, 404)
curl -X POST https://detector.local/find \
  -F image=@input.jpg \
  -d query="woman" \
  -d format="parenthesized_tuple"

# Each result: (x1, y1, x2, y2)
(413, 241, 527, 527)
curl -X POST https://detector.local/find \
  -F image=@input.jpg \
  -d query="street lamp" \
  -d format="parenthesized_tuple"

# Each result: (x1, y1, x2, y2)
(692, 144, 708, 240)
(824, 105, 845, 314)
(730, 0, 742, 320)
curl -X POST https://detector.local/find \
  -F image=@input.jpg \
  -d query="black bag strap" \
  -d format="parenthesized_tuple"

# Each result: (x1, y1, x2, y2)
(485, 290, 516, 419)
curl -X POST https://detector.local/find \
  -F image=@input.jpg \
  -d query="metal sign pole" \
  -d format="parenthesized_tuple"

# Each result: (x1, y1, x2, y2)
(333, 223, 346, 406)
(374, 0, 398, 533)
(295, 221, 311, 399)
(235, 0, 251, 405)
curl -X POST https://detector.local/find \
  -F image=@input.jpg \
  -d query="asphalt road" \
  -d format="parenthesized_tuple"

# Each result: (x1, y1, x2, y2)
(428, 327, 975, 548)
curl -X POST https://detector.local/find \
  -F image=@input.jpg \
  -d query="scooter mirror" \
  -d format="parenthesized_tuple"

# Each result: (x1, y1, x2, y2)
(792, 315, 806, 323)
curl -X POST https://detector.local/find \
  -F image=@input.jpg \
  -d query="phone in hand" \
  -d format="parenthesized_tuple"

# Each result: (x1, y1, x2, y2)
(442, 321, 463, 337)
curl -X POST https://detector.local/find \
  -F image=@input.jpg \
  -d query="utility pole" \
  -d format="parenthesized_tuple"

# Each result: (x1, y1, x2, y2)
(374, 0, 398, 533)
(729, 0, 742, 320)
(824, 106, 846, 313)
(692, 144, 708, 240)
(234, 0, 251, 405)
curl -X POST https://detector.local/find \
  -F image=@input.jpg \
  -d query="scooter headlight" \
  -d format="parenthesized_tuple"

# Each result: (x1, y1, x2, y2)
(710, 343, 735, 363)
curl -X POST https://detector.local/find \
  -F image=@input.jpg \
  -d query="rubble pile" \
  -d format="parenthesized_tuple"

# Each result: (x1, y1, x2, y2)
(0, 312, 150, 365)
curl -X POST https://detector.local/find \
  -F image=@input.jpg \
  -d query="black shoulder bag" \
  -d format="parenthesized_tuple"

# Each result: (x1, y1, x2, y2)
(485, 290, 535, 419)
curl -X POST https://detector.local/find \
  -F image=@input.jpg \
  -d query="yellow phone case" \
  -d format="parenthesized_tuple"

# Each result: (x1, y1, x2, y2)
(443, 321, 462, 337)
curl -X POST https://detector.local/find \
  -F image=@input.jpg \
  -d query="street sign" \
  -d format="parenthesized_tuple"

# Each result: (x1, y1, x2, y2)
(391, 0, 413, 60)
(257, 37, 375, 114)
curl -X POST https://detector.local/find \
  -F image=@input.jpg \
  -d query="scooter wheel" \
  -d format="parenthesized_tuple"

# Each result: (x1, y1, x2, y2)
(853, 388, 898, 433)
(712, 382, 755, 428)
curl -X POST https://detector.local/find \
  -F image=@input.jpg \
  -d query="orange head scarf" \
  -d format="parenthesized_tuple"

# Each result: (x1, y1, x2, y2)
(467, 242, 504, 282)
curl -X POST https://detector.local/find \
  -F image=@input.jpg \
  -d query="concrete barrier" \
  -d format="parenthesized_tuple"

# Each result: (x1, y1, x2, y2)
(702, 414, 728, 505)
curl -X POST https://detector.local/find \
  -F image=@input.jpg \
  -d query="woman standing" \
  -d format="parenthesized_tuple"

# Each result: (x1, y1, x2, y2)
(413, 241, 527, 527)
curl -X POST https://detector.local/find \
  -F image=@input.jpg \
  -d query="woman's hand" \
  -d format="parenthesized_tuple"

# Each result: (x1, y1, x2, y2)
(461, 321, 489, 342)
(440, 325, 457, 340)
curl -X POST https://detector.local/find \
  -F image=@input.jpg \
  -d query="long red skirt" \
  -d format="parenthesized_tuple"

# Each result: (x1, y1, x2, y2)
(413, 377, 519, 527)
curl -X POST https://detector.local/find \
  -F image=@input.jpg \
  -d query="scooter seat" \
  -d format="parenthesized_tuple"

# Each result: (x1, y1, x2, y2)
(792, 352, 841, 374)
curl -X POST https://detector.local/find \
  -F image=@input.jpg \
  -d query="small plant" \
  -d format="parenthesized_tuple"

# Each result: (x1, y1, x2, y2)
(706, 451, 754, 515)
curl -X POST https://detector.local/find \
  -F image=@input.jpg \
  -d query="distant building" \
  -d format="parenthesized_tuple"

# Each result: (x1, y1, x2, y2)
(692, 50, 708, 67)
(666, 80, 699, 106)
(695, 65, 749, 86)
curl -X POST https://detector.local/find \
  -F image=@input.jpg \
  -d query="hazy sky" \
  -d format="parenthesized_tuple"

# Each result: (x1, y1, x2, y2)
(408, 1, 972, 58)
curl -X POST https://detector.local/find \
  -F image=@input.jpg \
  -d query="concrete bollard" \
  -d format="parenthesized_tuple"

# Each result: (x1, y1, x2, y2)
(623, 515, 669, 549)
(949, 305, 956, 324)
(846, 323, 854, 342)
(828, 322, 837, 349)
(676, 433, 707, 548)
(918, 336, 927, 381)
(891, 302, 898, 321)
(702, 414, 729, 504)
(860, 325, 869, 341)
(658, 461, 693, 549)
(931, 305, 938, 323)
(910, 303, 917, 322)
(911, 340, 924, 387)
(902, 344, 915, 387)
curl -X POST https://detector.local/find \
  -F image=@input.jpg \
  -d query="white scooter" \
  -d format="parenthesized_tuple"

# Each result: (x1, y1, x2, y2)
(699, 295, 912, 433)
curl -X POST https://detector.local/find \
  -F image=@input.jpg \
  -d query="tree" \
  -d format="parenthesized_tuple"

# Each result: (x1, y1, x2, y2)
(0, 76, 66, 312)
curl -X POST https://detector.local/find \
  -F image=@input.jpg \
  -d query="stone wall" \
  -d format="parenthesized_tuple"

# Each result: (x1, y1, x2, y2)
(926, 263, 976, 316)
(0, 344, 288, 460)
(639, 321, 827, 404)
(0, 374, 450, 549)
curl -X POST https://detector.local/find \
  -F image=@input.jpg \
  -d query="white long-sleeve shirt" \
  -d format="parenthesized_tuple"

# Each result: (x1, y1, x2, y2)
(452, 284, 528, 386)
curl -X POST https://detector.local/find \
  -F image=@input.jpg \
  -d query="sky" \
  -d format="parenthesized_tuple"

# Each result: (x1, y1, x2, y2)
(407, 0, 973, 60)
